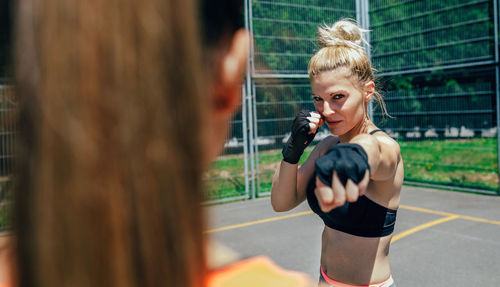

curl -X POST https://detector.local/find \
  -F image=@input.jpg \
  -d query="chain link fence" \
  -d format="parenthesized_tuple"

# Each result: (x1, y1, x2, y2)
(204, 0, 500, 202)
(1, 1, 499, 209)
(203, 87, 250, 204)
(370, 0, 499, 193)
(251, 0, 356, 76)
(371, 0, 494, 74)
(376, 68, 498, 191)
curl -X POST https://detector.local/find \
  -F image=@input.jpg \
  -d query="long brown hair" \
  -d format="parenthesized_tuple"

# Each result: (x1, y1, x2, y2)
(14, 0, 207, 286)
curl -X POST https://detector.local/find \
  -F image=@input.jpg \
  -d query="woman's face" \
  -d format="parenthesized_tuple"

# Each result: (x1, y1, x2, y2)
(310, 68, 368, 140)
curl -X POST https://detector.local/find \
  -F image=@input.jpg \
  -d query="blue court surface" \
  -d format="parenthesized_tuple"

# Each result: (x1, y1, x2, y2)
(205, 186, 500, 286)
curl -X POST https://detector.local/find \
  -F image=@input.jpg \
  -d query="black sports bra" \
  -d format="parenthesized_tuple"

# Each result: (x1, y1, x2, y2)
(369, 129, 383, 135)
(306, 129, 397, 238)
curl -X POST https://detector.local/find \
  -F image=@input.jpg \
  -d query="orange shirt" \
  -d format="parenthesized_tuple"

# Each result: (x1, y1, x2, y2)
(207, 256, 313, 287)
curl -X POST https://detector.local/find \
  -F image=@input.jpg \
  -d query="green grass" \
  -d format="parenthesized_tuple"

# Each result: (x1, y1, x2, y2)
(400, 138, 498, 191)
(204, 177, 246, 200)
(204, 138, 499, 200)
(204, 154, 247, 201)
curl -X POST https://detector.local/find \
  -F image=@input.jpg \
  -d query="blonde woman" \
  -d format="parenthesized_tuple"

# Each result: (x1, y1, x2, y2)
(271, 19, 403, 287)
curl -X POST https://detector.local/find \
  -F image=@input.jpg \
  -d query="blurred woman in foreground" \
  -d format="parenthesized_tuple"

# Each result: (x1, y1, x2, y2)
(10, 0, 312, 286)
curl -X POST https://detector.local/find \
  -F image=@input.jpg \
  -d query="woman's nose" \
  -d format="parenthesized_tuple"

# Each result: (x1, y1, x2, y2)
(322, 101, 335, 117)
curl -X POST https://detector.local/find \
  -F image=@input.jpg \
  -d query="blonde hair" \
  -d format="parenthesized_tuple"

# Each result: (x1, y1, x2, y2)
(308, 19, 389, 117)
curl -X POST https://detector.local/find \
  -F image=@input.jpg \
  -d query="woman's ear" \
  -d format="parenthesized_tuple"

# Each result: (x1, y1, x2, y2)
(205, 29, 249, 164)
(364, 81, 375, 103)
(212, 29, 249, 117)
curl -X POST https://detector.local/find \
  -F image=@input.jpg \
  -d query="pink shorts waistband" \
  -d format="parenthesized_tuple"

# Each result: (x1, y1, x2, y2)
(320, 267, 394, 287)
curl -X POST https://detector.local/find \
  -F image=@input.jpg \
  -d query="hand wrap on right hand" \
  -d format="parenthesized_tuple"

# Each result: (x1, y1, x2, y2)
(282, 110, 316, 164)
(315, 143, 370, 186)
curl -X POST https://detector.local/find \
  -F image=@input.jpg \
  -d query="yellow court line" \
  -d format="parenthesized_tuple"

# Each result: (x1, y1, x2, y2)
(399, 205, 456, 217)
(399, 205, 500, 225)
(204, 211, 313, 234)
(391, 215, 459, 243)
(459, 214, 500, 225)
(205, 204, 500, 234)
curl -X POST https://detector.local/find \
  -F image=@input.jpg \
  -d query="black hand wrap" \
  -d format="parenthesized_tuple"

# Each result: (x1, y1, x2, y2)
(282, 110, 316, 164)
(315, 143, 370, 186)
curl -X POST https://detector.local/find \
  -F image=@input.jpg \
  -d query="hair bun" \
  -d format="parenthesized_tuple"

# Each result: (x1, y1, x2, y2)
(317, 19, 367, 49)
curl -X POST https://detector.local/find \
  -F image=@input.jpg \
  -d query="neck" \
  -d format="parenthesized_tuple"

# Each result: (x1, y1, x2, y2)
(339, 117, 372, 143)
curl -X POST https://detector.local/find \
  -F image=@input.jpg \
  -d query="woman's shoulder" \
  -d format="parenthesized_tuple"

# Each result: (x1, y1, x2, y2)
(371, 131, 401, 155)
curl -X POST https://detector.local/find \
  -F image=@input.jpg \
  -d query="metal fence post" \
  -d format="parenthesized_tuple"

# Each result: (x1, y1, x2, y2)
(241, 85, 250, 199)
(248, 0, 256, 77)
(247, 0, 258, 199)
(247, 85, 256, 199)
(356, 0, 361, 25)
(494, 0, 500, 195)
(358, 0, 373, 119)
(252, 82, 261, 196)
(244, 0, 256, 199)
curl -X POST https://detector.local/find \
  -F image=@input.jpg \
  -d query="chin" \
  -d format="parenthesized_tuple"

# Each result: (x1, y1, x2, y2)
(328, 127, 345, 136)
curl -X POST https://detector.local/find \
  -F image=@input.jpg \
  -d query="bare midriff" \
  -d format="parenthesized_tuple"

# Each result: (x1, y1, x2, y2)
(320, 226, 392, 285)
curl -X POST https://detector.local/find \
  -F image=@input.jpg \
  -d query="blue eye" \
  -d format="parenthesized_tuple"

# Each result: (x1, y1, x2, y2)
(332, 94, 344, 100)
(312, 96, 322, 102)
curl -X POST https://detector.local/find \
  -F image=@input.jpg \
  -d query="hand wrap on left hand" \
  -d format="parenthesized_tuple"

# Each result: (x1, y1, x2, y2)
(315, 143, 370, 187)
(281, 110, 317, 164)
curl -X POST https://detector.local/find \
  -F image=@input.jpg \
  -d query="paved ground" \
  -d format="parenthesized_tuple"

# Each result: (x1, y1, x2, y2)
(205, 186, 500, 286)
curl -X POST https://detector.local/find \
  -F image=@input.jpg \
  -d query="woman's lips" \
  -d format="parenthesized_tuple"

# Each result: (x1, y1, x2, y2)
(326, 120, 341, 126)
